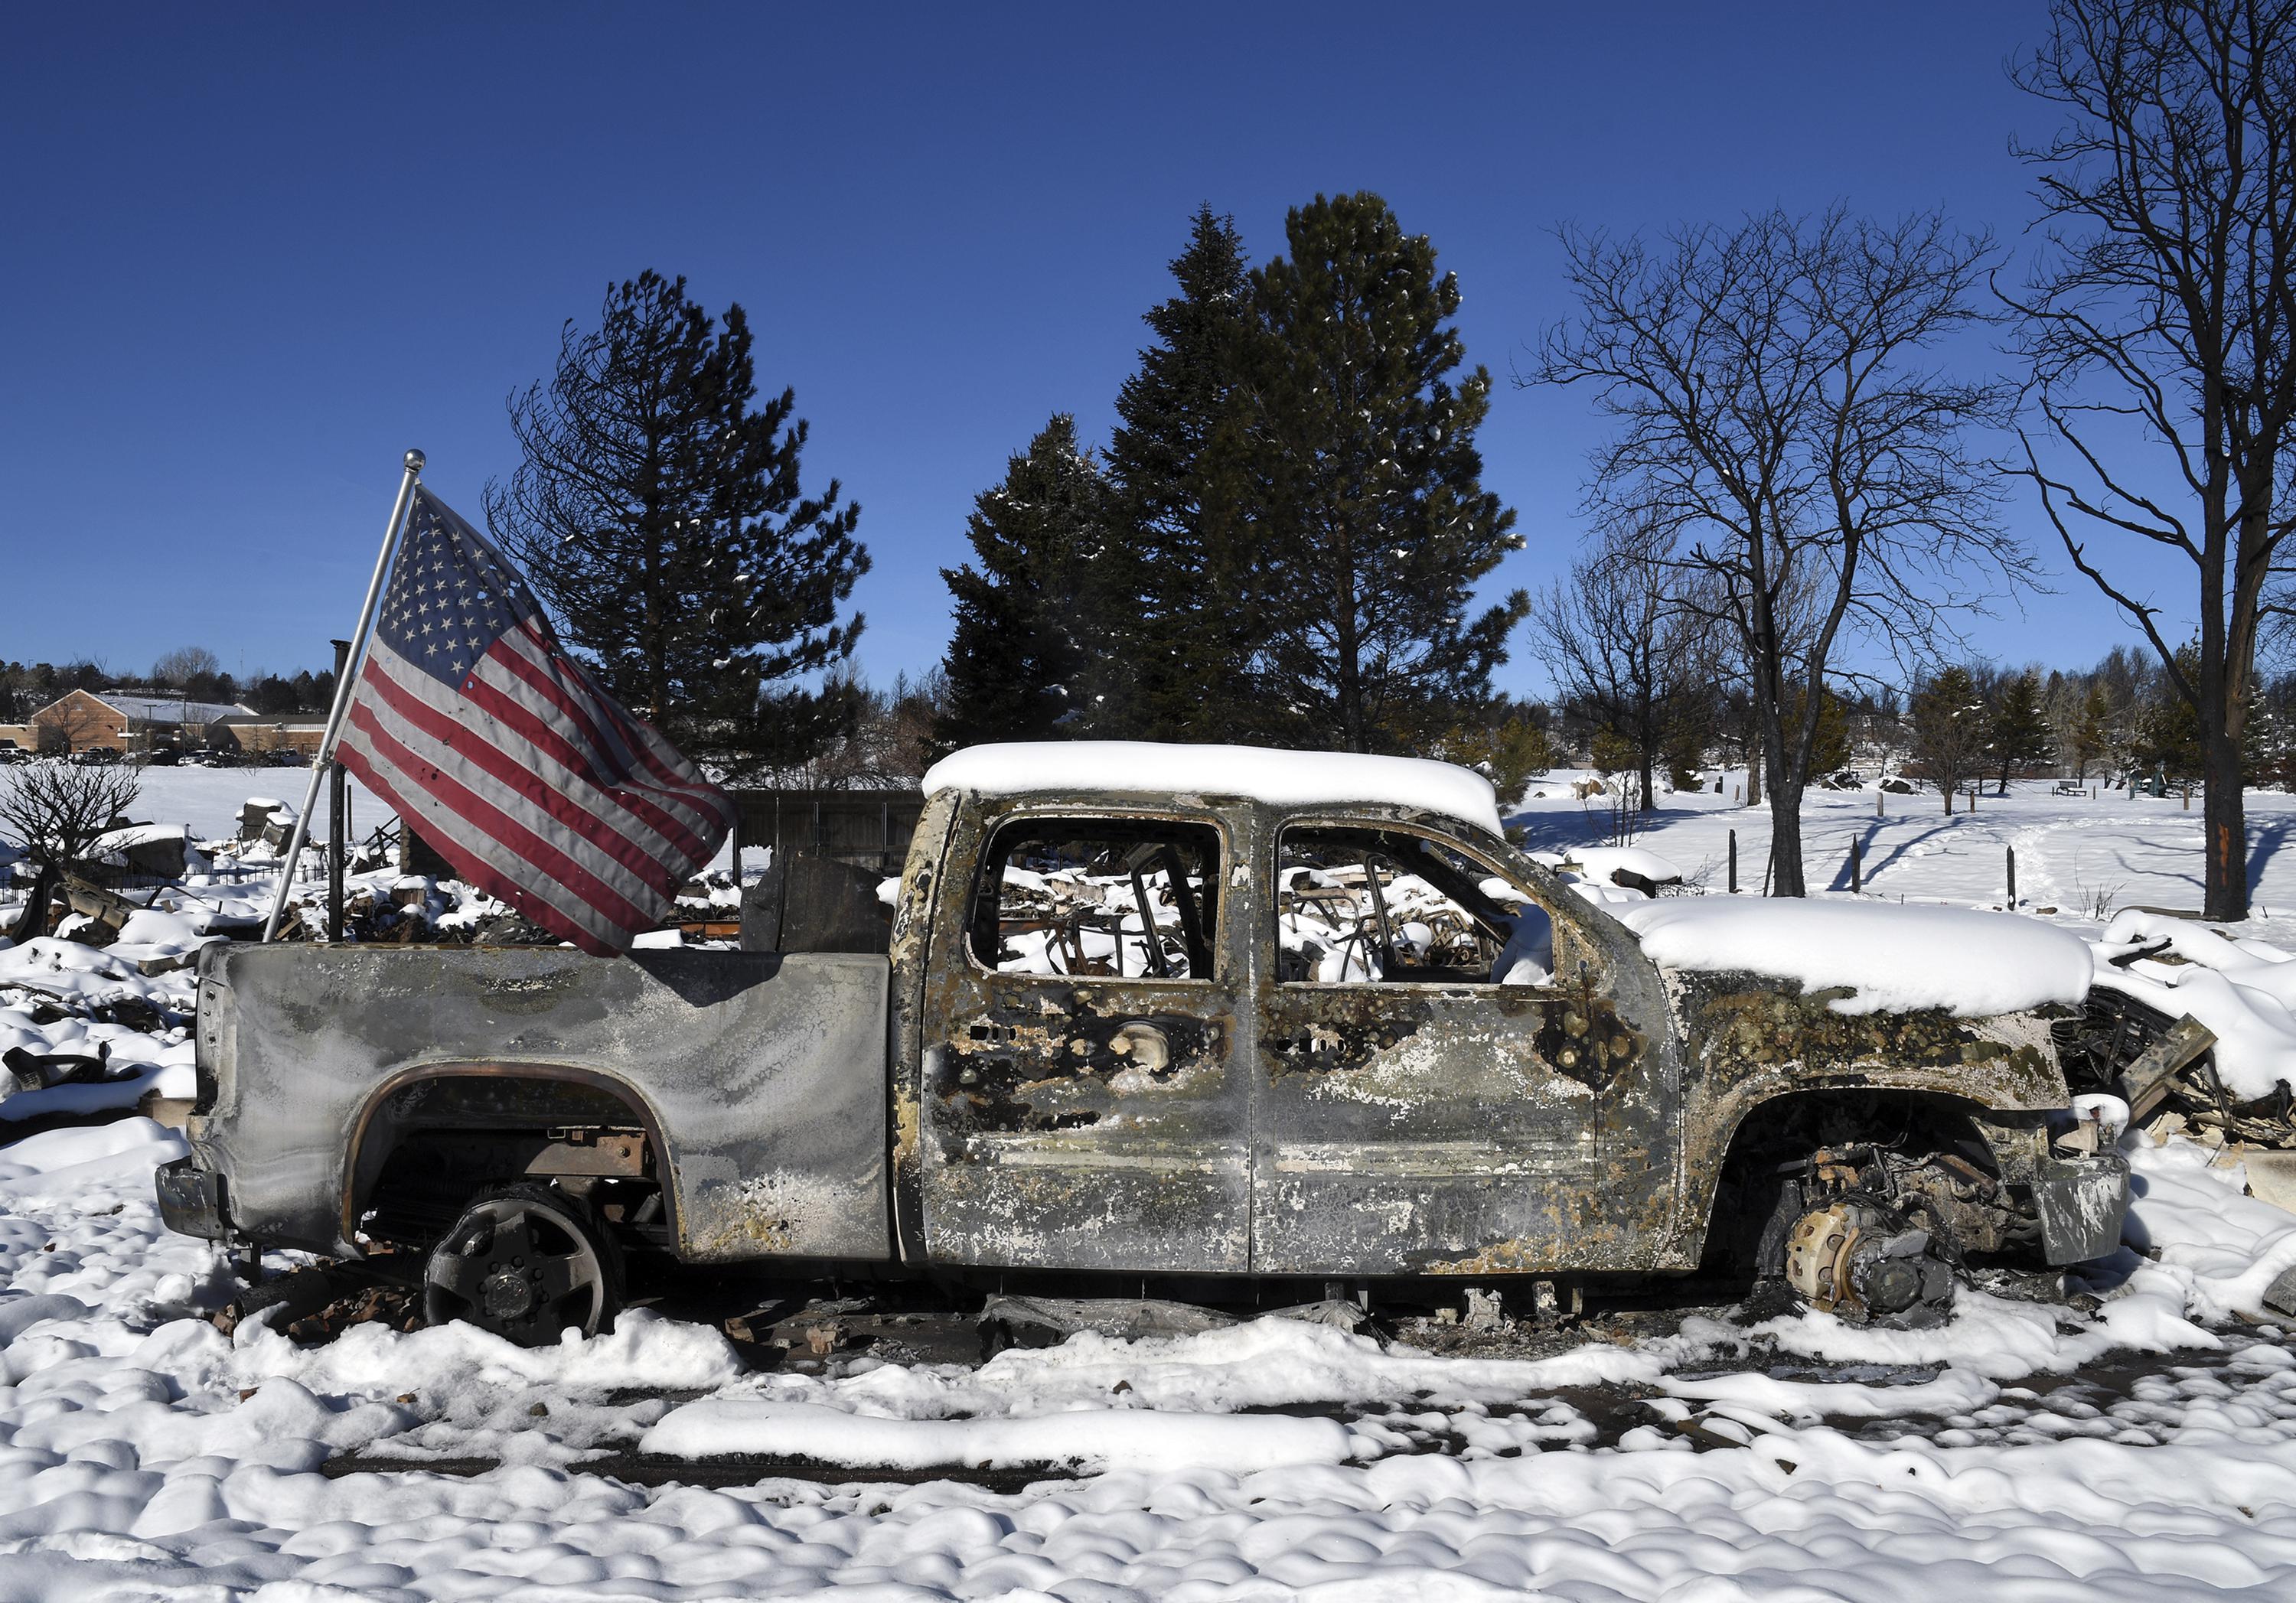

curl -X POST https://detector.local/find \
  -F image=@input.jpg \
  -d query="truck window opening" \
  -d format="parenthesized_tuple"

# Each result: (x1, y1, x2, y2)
(1277, 825, 1552, 986)
(967, 817, 1221, 979)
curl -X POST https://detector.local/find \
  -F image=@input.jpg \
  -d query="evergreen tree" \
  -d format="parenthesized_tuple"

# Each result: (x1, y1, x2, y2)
(1241, 193, 1528, 754)
(1988, 670, 2053, 793)
(1797, 686, 1853, 779)
(2243, 679, 2294, 791)
(1103, 205, 1261, 741)
(1435, 704, 1555, 802)
(932, 415, 1113, 754)
(486, 271, 869, 774)
(2134, 643, 2207, 793)
(1910, 666, 1989, 813)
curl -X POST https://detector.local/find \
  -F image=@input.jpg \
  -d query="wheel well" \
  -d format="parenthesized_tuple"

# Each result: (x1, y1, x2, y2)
(1699, 1089, 1996, 1274)
(346, 1068, 672, 1252)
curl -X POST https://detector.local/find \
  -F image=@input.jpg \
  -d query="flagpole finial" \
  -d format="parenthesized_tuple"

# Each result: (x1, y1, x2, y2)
(404, 448, 426, 474)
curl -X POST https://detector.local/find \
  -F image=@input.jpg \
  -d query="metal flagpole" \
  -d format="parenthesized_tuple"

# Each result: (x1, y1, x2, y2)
(262, 449, 425, 942)
(326, 635, 351, 940)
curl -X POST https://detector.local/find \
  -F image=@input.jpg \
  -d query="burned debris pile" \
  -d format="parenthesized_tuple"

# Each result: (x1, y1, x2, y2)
(2059, 973, 2296, 1153)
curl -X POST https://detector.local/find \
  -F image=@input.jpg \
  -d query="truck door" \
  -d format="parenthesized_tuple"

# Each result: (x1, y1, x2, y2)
(1252, 819, 1662, 1276)
(915, 806, 1249, 1272)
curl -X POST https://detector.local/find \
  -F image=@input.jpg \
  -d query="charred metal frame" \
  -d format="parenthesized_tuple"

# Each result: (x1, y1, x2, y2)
(184, 780, 2117, 1288)
(913, 796, 1251, 1273)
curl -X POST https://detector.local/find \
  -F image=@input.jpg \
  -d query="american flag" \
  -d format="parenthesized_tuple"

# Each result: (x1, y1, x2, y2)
(336, 488, 735, 955)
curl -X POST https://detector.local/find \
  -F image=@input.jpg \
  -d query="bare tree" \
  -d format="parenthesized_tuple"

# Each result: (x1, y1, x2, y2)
(1530, 515, 1717, 812)
(0, 758, 142, 940)
(781, 666, 948, 789)
(151, 646, 221, 688)
(2006, 0, 2296, 920)
(1535, 207, 2027, 894)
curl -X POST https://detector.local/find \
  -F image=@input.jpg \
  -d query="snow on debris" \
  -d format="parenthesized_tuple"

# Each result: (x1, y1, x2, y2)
(1551, 845, 1684, 885)
(1612, 897, 2095, 1016)
(925, 740, 1505, 834)
(2095, 909, 2296, 1100)
(2122, 1131, 2296, 1321)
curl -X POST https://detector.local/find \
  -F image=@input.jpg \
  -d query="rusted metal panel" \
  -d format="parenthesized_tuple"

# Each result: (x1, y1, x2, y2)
(888, 790, 961, 1263)
(912, 797, 1252, 1272)
(1661, 967, 2076, 1266)
(1248, 810, 1683, 1276)
(189, 942, 890, 1263)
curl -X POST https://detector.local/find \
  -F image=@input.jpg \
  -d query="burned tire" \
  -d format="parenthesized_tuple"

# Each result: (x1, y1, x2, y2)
(422, 1182, 621, 1346)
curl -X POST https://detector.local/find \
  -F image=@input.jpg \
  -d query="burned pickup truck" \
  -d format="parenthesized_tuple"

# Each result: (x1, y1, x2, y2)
(159, 744, 2128, 1341)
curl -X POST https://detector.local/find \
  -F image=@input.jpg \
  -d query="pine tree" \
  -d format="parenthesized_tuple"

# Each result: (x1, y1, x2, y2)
(1770, 684, 1852, 781)
(931, 415, 1113, 755)
(2243, 679, 2294, 790)
(1103, 205, 1261, 742)
(486, 271, 869, 774)
(1988, 670, 2053, 793)
(1910, 666, 1989, 814)
(1241, 193, 1528, 754)
(2135, 643, 2207, 794)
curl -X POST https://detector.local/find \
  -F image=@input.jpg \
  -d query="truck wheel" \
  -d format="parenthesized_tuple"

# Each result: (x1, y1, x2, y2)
(422, 1182, 622, 1347)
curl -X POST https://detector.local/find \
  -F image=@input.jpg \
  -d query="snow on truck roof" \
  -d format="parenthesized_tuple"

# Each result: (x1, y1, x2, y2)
(921, 742, 1505, 836)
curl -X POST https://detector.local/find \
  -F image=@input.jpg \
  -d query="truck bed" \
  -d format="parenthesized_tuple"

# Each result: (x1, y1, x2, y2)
(190, 943, 890, 1261)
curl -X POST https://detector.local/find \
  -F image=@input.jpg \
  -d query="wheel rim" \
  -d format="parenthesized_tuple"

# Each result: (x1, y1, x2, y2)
(423, 1194, 608, 1344)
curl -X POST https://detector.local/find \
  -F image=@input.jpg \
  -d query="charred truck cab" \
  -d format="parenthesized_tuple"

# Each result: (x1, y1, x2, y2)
(161, 742, 2128, 1342)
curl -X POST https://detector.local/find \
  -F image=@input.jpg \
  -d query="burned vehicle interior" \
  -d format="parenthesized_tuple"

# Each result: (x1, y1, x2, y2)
(1275, 825, 1557, 986)
(971, 818, 1221, 981)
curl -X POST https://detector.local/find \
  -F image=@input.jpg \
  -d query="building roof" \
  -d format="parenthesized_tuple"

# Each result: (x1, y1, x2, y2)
(93, 692, 255, 725)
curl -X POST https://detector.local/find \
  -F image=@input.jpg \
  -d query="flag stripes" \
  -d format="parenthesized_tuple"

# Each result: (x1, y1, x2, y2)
(335, 488, 734, 954)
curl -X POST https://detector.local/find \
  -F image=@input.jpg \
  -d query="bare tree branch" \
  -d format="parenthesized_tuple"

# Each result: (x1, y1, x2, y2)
(2007, 0, 2296, 919)
(1531, 206, 2022, 894)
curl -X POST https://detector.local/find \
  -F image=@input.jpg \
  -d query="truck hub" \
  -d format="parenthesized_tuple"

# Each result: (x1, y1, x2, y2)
(1784, 1200, 1952, 1321)
(480, 1269, 537, 1322)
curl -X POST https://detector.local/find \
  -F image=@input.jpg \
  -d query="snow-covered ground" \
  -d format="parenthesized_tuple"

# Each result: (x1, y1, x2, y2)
(1512, 772, 2296, 930)
(0, 1113, 2293, 1597)
(123, 766, 393, 847)
(8, 772, 2296, 1594)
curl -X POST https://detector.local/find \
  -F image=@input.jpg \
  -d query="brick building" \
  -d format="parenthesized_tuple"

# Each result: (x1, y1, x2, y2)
(0, 689, 255, 756)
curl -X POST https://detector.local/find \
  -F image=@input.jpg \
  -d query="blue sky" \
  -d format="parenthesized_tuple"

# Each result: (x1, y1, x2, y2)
(0, 2, 2188, 698)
